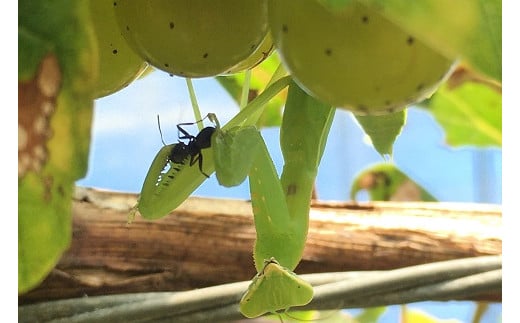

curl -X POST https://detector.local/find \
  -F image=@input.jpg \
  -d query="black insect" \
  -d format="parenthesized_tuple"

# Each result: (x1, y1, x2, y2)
(157, 115, 216, 178)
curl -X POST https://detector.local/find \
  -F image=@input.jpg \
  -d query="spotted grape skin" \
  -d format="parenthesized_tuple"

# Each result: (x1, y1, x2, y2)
(114, 0, 269, 78)
(90, 0, 148, 98)
(268, 1, 456, 115)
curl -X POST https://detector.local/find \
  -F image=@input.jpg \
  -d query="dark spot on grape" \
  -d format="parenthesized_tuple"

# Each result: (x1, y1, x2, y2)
(385, 100, 392, 106)
(387, 107, 395, 113)
(407, 36, 415, 45)
(282, 24, 288, 33)
(324, 48, 332, 56)
(169, 22, 175, 29)
(126, 25, 130, 31)
(203, 53, 209, 59)
(361, 15, 369, 23)
(357, 105, 368, 113)
(287, 184, 297, 195)
(297, 285, 301, 289)
(164, 63, 169, 68)
(416, 83, 425, 91)
(113, 2, 117, 7)
(112, 49, 118, 55)
(250, 44, 256, 50)
(169, 73, 174, 77)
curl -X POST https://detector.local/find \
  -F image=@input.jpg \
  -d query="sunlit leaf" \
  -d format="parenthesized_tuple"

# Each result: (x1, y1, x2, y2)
(423, 80, 501, 147)
(19, 0, 97, 293)
(216, 53, 288, 127)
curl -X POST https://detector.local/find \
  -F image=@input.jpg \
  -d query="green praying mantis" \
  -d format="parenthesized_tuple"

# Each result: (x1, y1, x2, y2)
(132, 76, 334, 318)
(240, 257, 314, 318)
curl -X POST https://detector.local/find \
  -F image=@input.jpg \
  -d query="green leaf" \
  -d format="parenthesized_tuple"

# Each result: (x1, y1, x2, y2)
(359, 0, 501, 81)
(213, 126, 262, 187)
(354, 110, 406, 156)
(423, 81, 501, 147)
(19, 1, 97, 293)
(350, 163, 437, 201)
(239, 258, 314, 318)
(19, 174, 74, 294)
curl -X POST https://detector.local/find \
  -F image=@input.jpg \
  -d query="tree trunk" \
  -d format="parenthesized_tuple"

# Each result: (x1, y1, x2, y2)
(19, 186, 501, 304)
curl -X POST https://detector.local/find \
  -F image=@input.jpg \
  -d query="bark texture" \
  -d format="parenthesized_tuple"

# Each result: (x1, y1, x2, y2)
(19, 187, 501, 304)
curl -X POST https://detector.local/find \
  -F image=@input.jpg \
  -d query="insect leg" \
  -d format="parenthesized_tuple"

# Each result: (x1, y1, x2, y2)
(190, 152, 209, 178)
(176, 113, 214, 140)
(176, 123, 196, 141)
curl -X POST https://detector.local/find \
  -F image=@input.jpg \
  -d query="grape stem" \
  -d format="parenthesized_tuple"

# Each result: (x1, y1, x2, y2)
(185, 78, 203, 131)
(239, 69, 252, 110)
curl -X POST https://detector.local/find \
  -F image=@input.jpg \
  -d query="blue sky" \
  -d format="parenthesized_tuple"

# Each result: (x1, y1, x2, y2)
(77, 70, 502, 205)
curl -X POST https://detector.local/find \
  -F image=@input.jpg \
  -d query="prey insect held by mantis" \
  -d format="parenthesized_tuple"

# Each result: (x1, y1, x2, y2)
(136, 113, 219, 219)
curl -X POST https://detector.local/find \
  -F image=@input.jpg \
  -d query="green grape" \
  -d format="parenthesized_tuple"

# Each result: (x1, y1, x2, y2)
(89, 0, 148, 98)
(225, 33, 274, 74)
(268, 0, 456, 115)
(113, 0, 269, 78)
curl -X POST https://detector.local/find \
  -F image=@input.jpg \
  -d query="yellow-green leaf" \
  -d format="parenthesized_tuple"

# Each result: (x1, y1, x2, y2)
(424, 80, 501, 147)
(19, 0, 97, 293)
(216, 53, 288, 127)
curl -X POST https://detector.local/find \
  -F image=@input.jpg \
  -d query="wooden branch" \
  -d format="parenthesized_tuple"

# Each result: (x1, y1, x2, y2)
(19, 187, 501, 304)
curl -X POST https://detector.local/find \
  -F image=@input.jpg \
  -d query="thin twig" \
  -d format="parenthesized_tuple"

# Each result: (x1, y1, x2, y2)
(19, 256, 501, 323)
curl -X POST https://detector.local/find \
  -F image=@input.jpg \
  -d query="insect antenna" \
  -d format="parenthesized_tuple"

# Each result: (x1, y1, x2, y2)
(156, 114, 167, 146)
